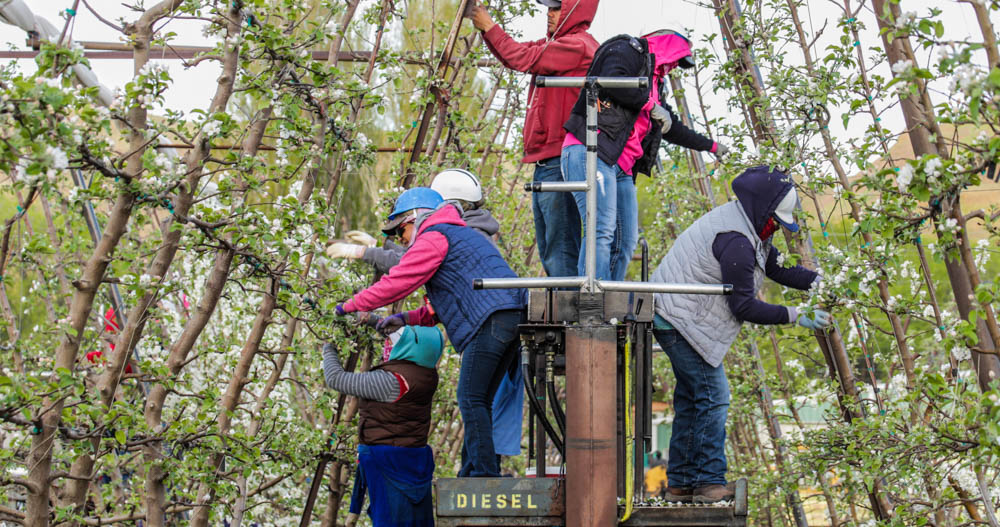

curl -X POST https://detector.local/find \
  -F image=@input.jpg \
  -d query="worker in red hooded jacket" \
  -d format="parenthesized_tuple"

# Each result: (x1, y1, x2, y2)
(467, 0, 599, 279)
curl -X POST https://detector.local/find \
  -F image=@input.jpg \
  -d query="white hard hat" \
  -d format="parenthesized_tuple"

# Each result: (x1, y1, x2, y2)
(430, 168, 483, 203)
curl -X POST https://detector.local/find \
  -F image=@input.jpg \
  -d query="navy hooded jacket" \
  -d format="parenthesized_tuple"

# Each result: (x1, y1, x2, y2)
(712, 167, 818, 324)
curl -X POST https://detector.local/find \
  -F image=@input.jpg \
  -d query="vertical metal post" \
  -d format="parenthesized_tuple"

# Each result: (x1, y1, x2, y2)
(565, 326, 617, 527)
(72, 169, 127, 329)
(583, 81, 599, 291)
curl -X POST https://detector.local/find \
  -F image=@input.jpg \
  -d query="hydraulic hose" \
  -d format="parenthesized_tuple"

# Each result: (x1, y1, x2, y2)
(523, 349, 565, 458)
(547, 370, 566, 438)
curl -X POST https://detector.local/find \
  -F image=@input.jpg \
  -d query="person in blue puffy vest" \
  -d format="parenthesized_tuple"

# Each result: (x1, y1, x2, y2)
(337, 187, 526, 478)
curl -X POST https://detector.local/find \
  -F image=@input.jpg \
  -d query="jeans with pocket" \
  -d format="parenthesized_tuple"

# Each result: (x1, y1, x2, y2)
(651, 328, 729, 488)
(532, 156, 581, 278)
(457, 309, 525, 477)
(560, 143, 623, 280)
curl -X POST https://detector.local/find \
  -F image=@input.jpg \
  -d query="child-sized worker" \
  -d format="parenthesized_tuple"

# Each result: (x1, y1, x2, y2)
(322, 324, 445, 527)
(336, 188, 527, 478)
(650, 167, 829, 504)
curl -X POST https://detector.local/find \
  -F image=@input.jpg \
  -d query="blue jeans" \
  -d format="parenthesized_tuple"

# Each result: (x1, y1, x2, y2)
(532, 157, 581, 278)
(457, 309, 524, 477)
(560, 144, 623, 280)
(651, 328, 729, 488)
(610, 174, 638, 281)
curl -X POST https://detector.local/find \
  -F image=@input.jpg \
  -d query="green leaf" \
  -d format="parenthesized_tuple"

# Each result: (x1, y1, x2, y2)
(115, 429, 126, 445)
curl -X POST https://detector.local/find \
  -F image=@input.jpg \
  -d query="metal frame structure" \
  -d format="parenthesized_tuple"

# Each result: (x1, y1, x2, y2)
(437, 76, 742, 527)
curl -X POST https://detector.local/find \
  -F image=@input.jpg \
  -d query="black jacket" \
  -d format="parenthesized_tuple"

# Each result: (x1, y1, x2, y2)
(563, 35, 714, 177)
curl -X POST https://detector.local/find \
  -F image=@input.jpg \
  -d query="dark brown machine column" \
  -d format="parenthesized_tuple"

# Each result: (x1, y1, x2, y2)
(565, 325, 617, 527)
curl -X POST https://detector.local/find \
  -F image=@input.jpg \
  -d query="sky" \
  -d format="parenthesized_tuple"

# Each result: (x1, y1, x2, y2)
(1, 1, 998, 154)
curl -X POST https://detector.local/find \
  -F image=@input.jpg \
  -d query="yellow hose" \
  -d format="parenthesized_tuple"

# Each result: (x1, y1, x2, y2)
(620, 334, 634, 523)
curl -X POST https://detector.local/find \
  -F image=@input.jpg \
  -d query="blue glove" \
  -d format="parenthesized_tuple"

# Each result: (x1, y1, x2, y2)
(375, 312, 408, 336)
(335, 304, 347, 317)
(797, 309, 832, 330)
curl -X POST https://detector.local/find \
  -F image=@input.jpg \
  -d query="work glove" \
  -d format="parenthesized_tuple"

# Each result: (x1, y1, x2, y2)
(714, 143, 730, 158)
(354, 311, 382, 329)
(326, 242, 365, 260)
(335, 304, 348, 317)
(650, 105, 673, 134)
(345, 230, 378, 248)
(375, 312, 409, 336)
(797, 309, 832, 330)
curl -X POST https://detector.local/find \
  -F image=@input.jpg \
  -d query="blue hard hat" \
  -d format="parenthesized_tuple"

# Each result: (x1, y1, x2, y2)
(388, 187, 444, 220)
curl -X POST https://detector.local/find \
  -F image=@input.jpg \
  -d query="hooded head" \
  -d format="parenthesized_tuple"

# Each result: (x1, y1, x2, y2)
(644, 30, 694, 77)
(547, 0, 598, 39)
(384, 326, 445, 369)
(730, 166, 799, 239)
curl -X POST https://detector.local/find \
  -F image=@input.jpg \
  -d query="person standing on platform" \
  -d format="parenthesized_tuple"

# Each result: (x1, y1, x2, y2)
(561, 30, 727, 281)
(650, 167, 829, 503)
(467, 0, 599, 278)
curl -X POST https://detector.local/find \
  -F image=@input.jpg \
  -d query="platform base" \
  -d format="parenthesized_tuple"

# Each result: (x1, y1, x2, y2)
(622, 478, 748, 527)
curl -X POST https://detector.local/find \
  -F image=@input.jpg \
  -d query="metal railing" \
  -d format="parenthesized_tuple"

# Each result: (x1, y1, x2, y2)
(475, 75, 731, 298)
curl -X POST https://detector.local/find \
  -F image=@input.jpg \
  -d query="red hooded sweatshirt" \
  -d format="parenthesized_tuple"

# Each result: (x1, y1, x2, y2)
(481, 0, 599, 163)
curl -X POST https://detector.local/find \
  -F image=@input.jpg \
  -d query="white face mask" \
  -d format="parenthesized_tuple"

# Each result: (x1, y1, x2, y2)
(774, 188, 798, 225)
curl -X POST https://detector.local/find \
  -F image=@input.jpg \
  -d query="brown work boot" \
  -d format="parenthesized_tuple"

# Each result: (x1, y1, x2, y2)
(662, 486, 693, 503)
(693, 483, 735, 504)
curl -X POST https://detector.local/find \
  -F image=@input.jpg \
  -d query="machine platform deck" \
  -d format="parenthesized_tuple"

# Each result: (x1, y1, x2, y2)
(435, 477, 747, 526)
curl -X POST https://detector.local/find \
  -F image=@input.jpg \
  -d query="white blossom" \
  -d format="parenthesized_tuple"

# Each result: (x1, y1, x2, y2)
(891, 59, 914, 75)
(896, 163, 914, 189)
(895, 11, 917, 29)
(46, 146, 69, 170)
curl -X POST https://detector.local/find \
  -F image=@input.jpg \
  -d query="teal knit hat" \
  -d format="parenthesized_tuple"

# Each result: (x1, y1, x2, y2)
(388, 326, 445, 369)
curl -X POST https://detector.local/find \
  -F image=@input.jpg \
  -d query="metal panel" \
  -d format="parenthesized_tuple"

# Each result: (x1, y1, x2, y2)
(621, 506, 747, 527)
(436, 478, 564, 518)
(526, 291, 654, 323)
(436, 517, 565, 526)
(565, 326, 618, 527)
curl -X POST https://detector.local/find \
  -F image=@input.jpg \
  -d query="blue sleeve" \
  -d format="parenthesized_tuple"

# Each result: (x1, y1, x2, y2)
(764, 246, 818, 290)
(712, 233, 794, 325)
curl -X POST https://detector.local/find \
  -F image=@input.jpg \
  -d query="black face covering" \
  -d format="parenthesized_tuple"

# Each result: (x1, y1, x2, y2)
(679, 55, 696, 69)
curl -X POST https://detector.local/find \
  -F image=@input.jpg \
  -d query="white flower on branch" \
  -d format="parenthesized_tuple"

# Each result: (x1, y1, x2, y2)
(895, 11, 917, 29)
(891, 59, 914, 75)
(952, 63, 983, 94)
(46, 146, 69, 170)
(896, 163, 914, 189)
(202, 120, 222, 137)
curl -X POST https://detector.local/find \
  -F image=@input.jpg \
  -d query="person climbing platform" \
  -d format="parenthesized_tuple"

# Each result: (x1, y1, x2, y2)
(322, 324, 445, 527)
(650, 166, 829, 504)
(466, 0, 599, 278)
(336, 187, 527, 478)
(561, 29, 728, 281)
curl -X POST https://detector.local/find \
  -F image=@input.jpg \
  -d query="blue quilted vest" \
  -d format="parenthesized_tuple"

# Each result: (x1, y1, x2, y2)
(423, 223, 526, 353)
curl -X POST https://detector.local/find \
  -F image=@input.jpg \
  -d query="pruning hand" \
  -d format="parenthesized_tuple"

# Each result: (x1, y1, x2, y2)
(345, 230, 378, 248)
(375, 313, 408, 336)
(326, 243, 365, 260)
(650, 105, 673, 134)
(468, 4, 495, 32)
(797, 309, 832, 330)
(714, 143, 731, 158)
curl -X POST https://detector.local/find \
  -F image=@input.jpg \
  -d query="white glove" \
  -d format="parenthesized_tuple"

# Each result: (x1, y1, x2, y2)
(714, 143, 730, 158)
(326, 243, 365, 259)
(650, 104, 673, 134)
(345, 230, 378, 248)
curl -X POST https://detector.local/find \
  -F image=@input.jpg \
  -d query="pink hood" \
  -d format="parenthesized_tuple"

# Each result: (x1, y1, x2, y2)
(416, 203, 466, 236)
(646, 34, 692, 77)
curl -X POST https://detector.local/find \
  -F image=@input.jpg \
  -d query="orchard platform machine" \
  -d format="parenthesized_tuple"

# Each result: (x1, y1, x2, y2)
(435, 76, 748, 527)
